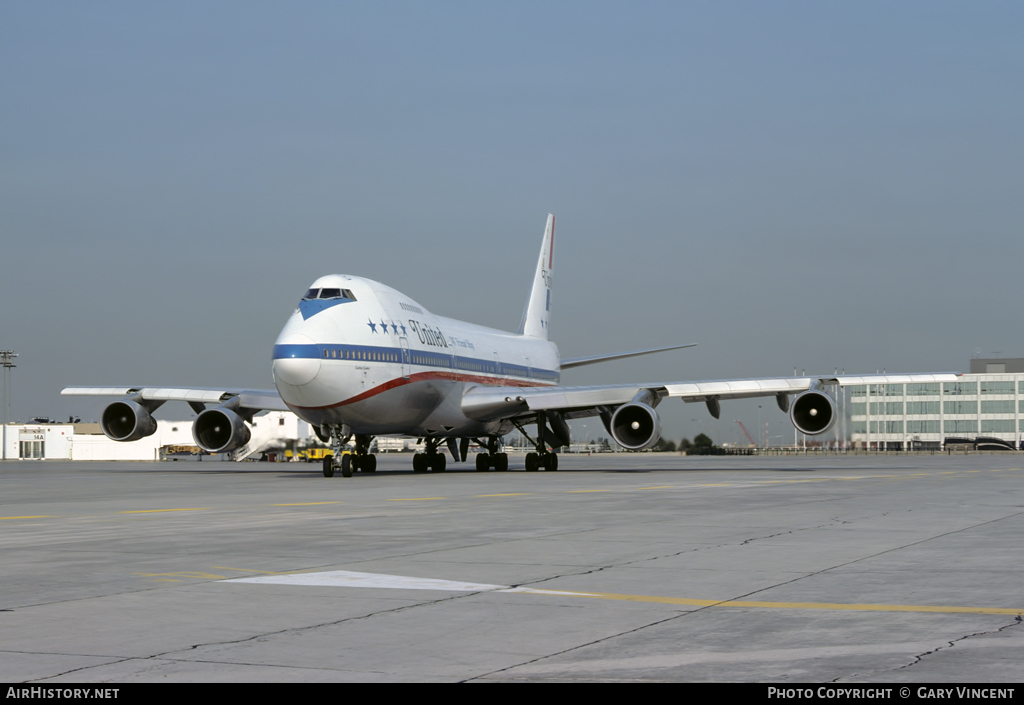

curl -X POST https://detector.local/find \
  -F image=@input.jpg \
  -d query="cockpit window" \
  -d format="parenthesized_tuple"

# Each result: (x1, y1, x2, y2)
(300, 287, 356, 306)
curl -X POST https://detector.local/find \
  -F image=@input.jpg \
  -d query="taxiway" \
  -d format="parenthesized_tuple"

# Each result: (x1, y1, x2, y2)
(1, 454, 1022, 682)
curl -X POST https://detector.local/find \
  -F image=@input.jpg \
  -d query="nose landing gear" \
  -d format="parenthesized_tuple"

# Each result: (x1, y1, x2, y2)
(322, 426, 376, 478)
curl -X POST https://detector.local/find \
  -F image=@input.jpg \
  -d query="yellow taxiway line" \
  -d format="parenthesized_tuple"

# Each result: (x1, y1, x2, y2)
(120, 508, 209, 513)
(524, 589, 1024, 616)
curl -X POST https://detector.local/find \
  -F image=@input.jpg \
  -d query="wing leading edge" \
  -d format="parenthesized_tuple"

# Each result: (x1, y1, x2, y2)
(61, 387, 289, 412)
(461, 372, 960, 423)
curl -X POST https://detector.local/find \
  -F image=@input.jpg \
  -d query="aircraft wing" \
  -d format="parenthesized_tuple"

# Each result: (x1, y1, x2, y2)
(61, 386, 289, 412)
(461, 372, 960, 423)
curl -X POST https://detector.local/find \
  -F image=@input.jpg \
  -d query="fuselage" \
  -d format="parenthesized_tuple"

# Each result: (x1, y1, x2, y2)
(271, 275, 560, 437)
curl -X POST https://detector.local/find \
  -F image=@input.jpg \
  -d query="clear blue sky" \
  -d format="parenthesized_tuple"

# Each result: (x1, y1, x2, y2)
(2, 2, 1022, 443)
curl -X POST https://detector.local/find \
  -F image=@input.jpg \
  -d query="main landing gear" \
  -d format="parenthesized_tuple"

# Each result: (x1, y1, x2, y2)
(524, 451, 557, 472)
(322, 427, 376, 478)
(475, 436, 509, 472)
(515, 413, 558, 472)
(412, 438, 446, 473)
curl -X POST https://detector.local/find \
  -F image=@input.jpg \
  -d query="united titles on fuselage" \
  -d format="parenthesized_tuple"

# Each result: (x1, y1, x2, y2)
(448, 336, 475, 350)
(408, 320, 448, 348)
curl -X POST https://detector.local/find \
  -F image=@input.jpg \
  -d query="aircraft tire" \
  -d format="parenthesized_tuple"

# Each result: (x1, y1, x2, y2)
(545, 453, 558, 472)
(493, 453, 508, 472)
(476, 453, 490, 471)
(525, 453, 538, 472)
(364, 454, 376, 472)
(412, 453, 427, 472)
(323, 456, 334, 478)
(432, 454, 446, 472)
(341, 454, 353, 478)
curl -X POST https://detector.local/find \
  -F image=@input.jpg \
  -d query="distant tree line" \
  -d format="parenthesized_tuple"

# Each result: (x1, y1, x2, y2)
(653, 433, 719, 454)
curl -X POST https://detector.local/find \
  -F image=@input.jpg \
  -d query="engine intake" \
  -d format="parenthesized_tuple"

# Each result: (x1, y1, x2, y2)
(789, 390, 837, 435)
(610, 402, 662, 451)
(101, 401, 158, 442)
(193, 407, 251, 453)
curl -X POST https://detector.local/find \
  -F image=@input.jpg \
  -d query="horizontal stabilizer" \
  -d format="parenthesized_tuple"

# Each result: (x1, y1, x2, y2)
(560, 343, 697, 370)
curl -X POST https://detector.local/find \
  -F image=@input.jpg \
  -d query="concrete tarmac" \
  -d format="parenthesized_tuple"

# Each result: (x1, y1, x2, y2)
(1, 453, 1022, 682)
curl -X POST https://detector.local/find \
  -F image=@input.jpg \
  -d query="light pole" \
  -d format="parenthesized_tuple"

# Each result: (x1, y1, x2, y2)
(1, 350, 18, 461)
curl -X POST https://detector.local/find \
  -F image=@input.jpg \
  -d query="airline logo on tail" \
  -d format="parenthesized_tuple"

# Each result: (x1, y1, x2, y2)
(519, 214, 555, 339)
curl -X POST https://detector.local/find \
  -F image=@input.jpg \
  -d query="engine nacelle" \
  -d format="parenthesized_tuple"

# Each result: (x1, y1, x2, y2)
(101, 400, 158, 442)
(610, 402, 662, 451)
(789, 390, 837, 435)
(193, 407, 251, 453)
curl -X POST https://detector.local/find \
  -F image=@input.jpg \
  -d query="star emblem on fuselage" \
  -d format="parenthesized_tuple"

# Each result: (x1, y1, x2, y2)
(367, 319, 377, 333)
(380, 319, 389, 334)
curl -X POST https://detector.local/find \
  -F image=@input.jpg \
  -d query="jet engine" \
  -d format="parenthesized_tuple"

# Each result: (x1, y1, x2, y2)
(193, 407, 251, 453)
(609, 402, 662, 451)
(789, 390, 837, 435)
(101, 400, 158, 442)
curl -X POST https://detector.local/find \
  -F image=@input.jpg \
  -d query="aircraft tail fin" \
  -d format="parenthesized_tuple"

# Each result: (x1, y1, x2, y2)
(518, 214, 555, 339)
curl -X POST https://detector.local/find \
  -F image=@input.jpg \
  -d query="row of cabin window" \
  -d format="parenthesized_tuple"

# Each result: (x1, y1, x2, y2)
(320, 349, 466, 368)
(323, 349, 399, 362)
(318, 348, 533, 377)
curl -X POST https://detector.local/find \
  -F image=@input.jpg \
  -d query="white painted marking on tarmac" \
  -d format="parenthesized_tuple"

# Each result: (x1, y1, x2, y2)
(225, 570, 507, 592)
(223, 570, 597, 597)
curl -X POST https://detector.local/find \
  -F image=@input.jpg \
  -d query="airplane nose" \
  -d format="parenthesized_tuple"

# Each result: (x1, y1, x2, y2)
(273, 334, 321, 387)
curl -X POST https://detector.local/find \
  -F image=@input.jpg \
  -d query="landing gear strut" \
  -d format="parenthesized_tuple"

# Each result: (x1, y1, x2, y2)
(412, 438, 446, 472)
(475, 436, 509, 472)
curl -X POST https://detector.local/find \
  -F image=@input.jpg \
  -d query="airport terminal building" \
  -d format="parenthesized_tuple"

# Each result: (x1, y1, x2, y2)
(849, 358, 1024, 450)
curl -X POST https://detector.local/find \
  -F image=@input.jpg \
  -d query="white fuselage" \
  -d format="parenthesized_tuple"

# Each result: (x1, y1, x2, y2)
(272, 275, 560, 437)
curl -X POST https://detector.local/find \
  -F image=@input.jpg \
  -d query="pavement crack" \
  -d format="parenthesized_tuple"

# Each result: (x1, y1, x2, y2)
(891, 617, 1024, 674)
(168, 588, 502, 656)
(514, 517, 846, 590)
(710, 507, 1024, 609)
(461, 611, 686, 682)
(24, 658, 134, 683)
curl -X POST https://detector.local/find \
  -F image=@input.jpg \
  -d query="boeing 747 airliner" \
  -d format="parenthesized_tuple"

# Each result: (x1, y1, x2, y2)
(63, 215, 958, 477)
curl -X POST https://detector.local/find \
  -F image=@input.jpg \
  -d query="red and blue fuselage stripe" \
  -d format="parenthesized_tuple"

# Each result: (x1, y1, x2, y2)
(272, 343, 560, 383)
